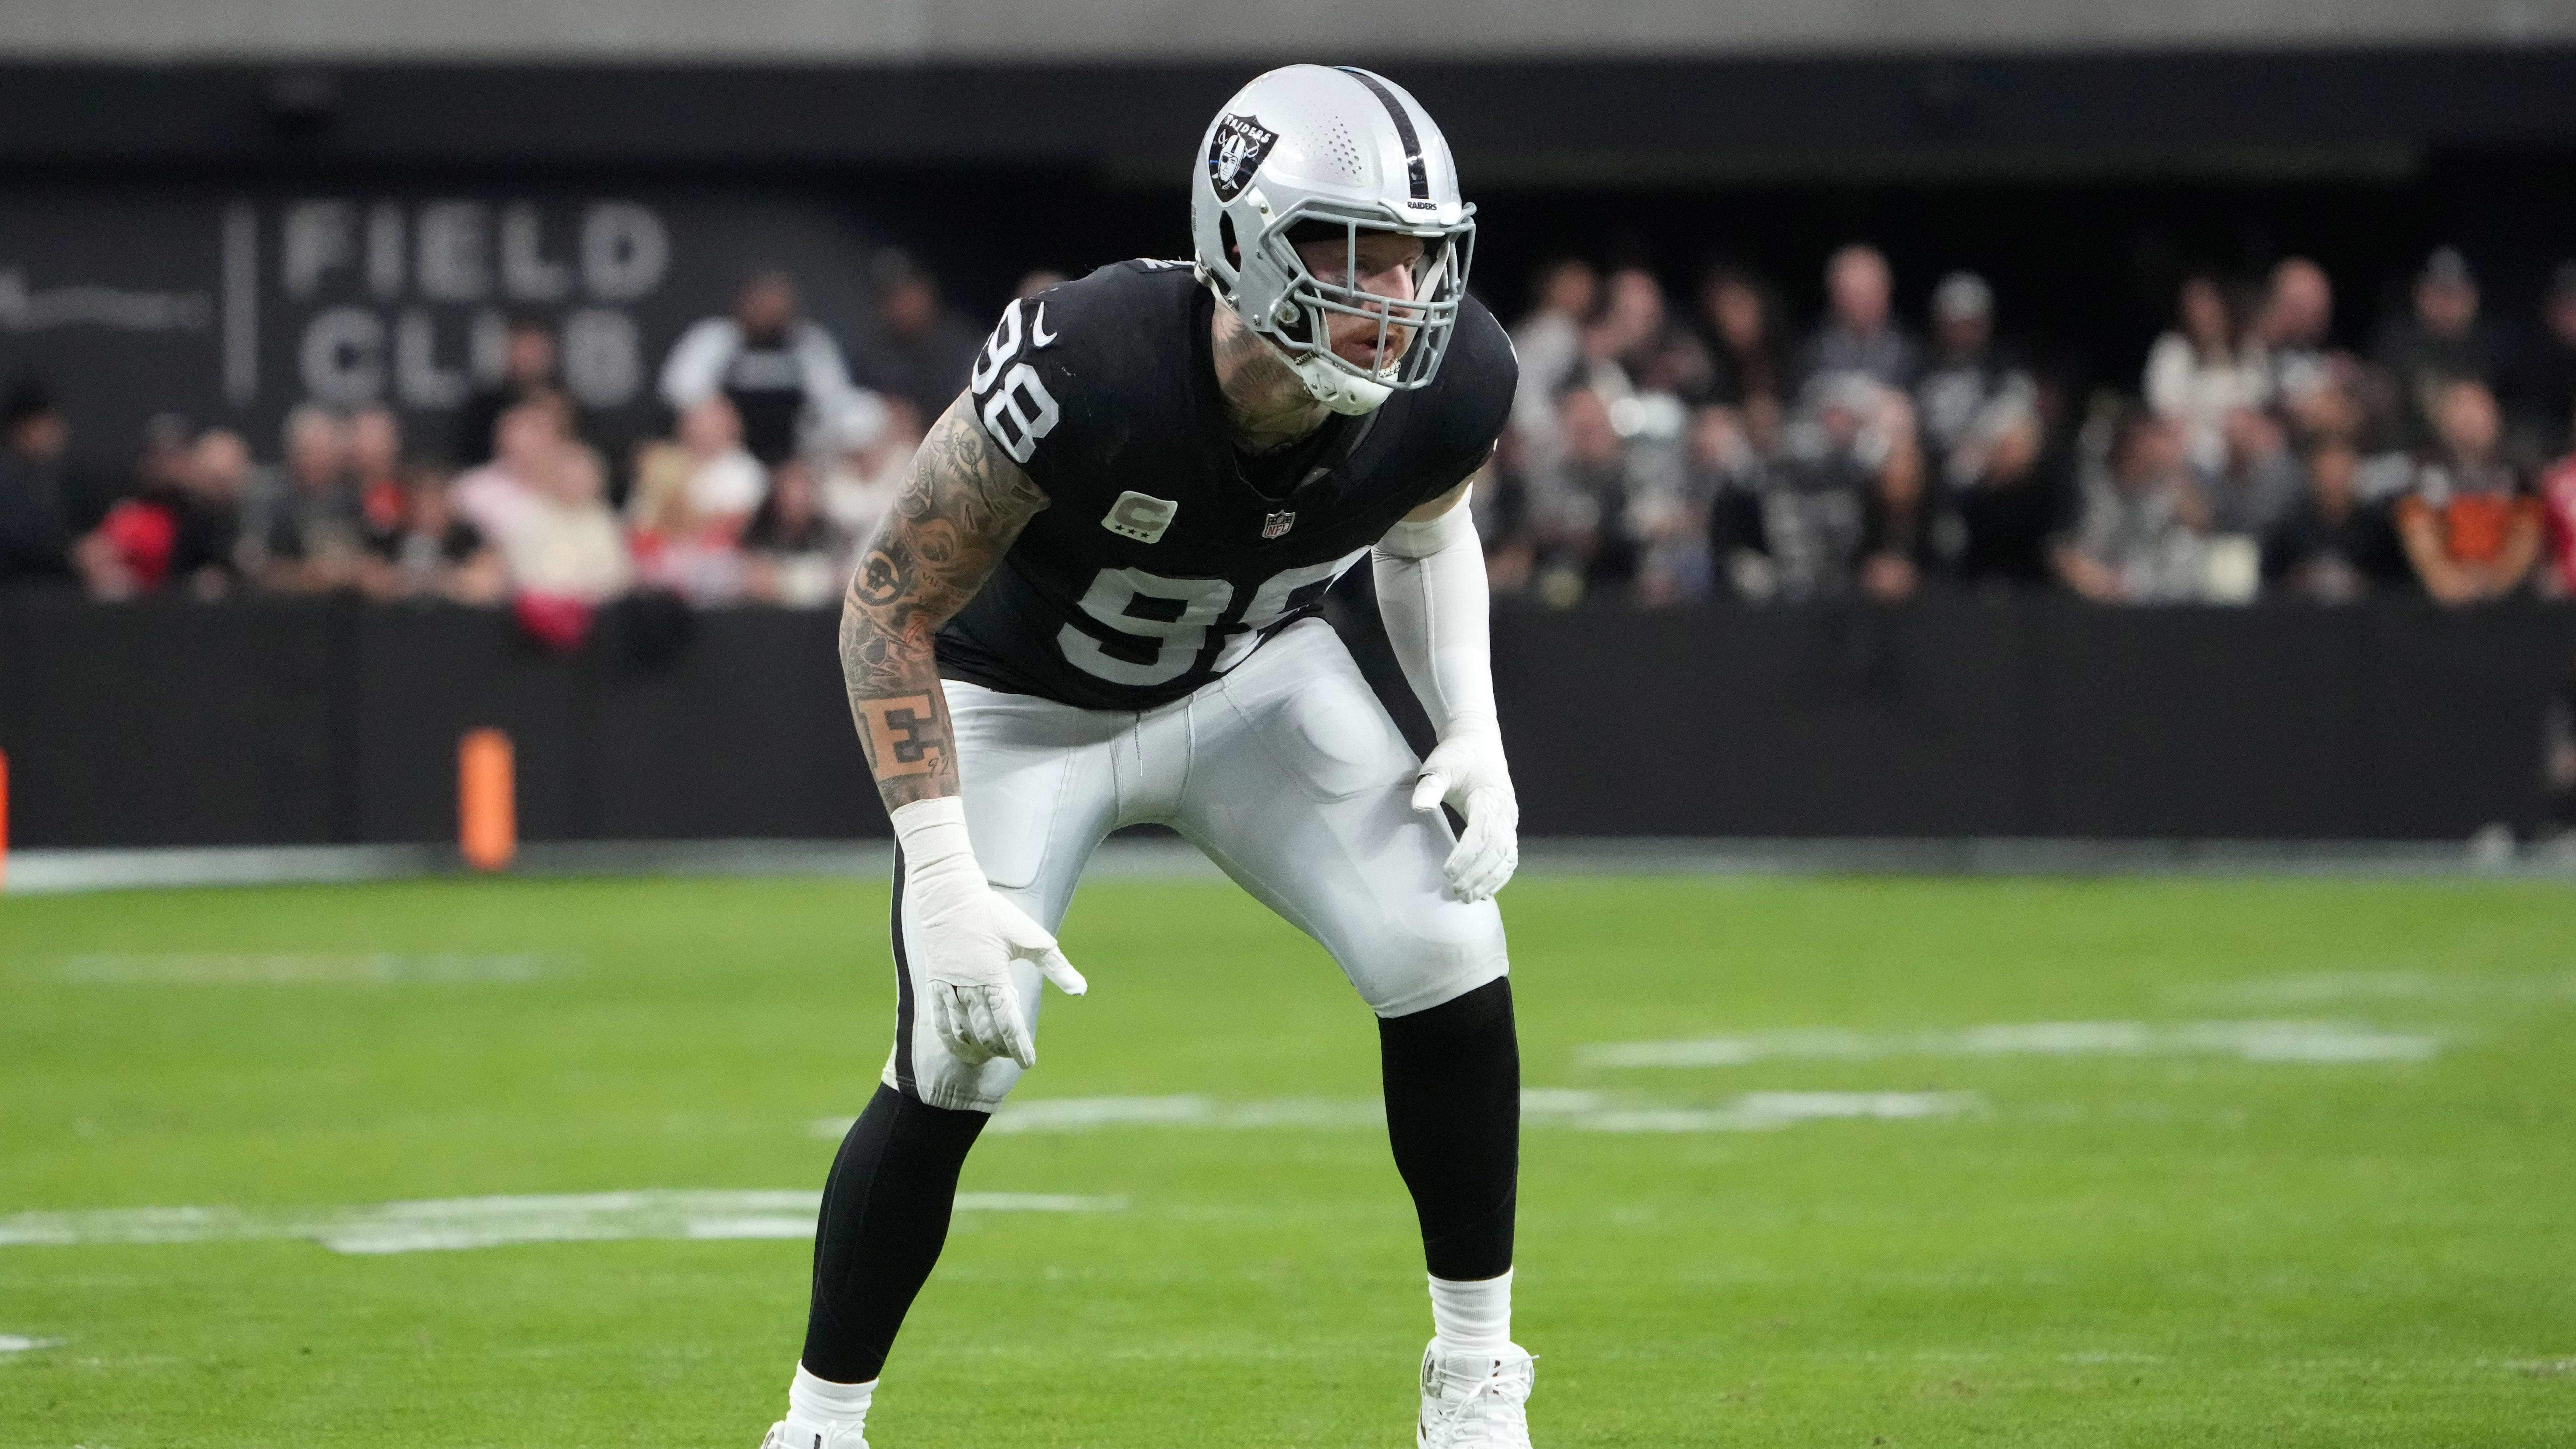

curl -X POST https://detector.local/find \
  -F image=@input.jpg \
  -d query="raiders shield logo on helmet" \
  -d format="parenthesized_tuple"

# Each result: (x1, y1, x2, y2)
(1207, 114, 1280, 203)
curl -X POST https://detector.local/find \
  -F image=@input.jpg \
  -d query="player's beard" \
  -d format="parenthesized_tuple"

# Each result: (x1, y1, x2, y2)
(1211, 305, 1331, 454)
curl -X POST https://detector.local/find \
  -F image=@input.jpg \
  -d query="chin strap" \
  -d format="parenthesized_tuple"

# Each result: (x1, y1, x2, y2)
(1290, 349, 1395, 415)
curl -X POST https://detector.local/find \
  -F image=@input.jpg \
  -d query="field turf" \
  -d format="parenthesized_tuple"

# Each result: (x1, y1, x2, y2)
(3, 872, 2573, 1447)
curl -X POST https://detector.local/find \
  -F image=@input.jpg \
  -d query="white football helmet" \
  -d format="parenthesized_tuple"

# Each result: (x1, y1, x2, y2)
(1190, 65, 1478, 415)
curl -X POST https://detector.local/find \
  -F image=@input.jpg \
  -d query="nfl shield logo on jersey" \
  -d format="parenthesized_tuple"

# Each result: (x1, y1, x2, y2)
(1261, 509, 1297, 539)
(1207, 114, 1280, 203)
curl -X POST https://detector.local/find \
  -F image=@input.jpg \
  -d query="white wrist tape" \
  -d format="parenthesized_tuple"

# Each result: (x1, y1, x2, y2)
(888, 795, 976, 871)
(1373, 497, 1498, 739)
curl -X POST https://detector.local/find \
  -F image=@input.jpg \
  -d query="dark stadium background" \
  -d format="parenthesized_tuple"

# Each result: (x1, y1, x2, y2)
(5, 37, 2576, 852)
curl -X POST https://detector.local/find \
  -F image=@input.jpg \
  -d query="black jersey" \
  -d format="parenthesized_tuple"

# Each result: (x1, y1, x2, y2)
(938, 259, 1516, 711)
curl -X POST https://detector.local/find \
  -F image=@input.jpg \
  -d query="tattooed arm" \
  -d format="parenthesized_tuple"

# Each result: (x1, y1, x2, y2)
(840, 393, 1049, 812)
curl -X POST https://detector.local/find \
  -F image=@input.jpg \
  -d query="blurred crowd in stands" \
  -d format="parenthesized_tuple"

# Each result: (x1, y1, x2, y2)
(0, 250, 1053, 647)
(1487, 244, 2576, 609)
(7, 239, 2576, 631)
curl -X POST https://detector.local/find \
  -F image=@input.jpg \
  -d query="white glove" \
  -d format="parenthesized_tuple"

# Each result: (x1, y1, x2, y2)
(1409, 722, 1519, 903)
(892, 796, 1086, 1068)
(1376, 494, 1516, 903)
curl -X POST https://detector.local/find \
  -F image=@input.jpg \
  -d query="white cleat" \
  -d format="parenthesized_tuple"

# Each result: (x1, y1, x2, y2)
(1417, 1339, 1536, 1448)
(759, 1420, 868, 1449)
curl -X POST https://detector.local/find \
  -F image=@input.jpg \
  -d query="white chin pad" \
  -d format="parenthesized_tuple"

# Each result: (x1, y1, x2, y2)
(1290, 352, 1394, 415)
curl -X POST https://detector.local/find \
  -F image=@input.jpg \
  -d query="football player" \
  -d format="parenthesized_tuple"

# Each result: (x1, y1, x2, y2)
(762, 64, 1531, 1449)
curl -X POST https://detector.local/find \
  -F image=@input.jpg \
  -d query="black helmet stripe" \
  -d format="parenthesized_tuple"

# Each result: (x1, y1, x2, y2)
(1335, 67, 1430, 202)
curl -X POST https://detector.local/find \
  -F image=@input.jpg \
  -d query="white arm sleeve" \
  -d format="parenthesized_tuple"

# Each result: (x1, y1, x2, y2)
(1372, 492, 1497, 738)
(659, 318, 742, 411)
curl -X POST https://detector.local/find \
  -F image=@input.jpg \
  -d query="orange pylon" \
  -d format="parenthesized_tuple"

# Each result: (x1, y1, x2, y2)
(458, 729, 517, 872)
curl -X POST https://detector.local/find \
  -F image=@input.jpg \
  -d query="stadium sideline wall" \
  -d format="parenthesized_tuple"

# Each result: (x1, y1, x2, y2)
(1, 595, 2568, 848)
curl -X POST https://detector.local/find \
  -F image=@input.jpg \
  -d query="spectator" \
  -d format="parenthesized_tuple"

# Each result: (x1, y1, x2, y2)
(1625, 403, 1737, 606)
(79, 414, 210, 598)
(452, 398, 565, 543)
(2254, 257, 2346, 423)
(362, 465, 506, 606)
(2205, 407, 2303, 538)
(2502, 261, 2576, 464)
(239, 404, 366, 593)
(629, 395, 765, 605)
(1581, 266, 1680, 390)
(2374, 248, 2514, 446)
(454, 314, 588, 468)
(2055, 406, 2222, 603)
(348, 403, 408, 553)
(497, 443, 632, 648)
(1799, 244, 1919, 392)
(816, 399, 916, 548)
(660, 269, 884, 466)
(1858, 399, 1930, 603)
(2267, 365, 2378, 459)
(1915, 271, 2035, 476)
(130, 411, 196, 504)
(742, 459, 848, 607)
(1693, 266, 1790, 412)
(851, 250, 985, 419)
(2263, 436, 2404, 604)
(0, 378, 79, 588)
(163, 429, 253, 595)
(1510, 259, 1598, 460)
(1594, 266, 1712, 406)
(1570, 268, 1695, 495)
(1748, 374, 1923, 601)
(673, 394, 766, 530)
(2394, 378, 2542, 605)
(1686, 404, 1769, 600)
(2538, 419, 2576, 599)
(2145, 273, 2268, 476)
(1472, 426, 1540, 596)
(1529, 386, 1647, 602)
(1944, 392, 2070, 589)
(634, 394, 764, 529)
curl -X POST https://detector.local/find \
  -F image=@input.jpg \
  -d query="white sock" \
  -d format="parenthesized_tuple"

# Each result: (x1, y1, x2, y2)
(786, 1364, 875, 1440)
(1429, 1268, 1514, 1357)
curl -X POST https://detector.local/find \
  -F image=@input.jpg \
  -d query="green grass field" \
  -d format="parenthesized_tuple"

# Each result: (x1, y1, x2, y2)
(4, 872, 2574, 1447)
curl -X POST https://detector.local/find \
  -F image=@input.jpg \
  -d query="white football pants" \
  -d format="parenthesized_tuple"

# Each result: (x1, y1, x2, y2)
(883, 618, 1511, 1113)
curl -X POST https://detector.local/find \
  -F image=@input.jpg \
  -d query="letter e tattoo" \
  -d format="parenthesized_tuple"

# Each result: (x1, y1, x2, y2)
(858, 694, 946, 777)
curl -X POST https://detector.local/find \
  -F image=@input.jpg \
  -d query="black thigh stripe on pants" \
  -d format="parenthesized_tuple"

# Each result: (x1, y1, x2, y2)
(889, 845, 918, 1098)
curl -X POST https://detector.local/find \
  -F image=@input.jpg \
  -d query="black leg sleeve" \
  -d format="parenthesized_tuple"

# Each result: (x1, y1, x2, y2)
(1377, 977, 1520, 1282)
(800, 1082, 990, 1383)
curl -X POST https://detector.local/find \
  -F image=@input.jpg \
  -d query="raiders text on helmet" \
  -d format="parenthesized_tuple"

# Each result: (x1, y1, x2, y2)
(1190, 65, 1477, 415)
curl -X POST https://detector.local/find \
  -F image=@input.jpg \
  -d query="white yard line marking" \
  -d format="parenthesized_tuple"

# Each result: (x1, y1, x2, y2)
(1580, 1020, 2442, 1068)
(44, 953, 558, 985)
(988, 1096, 1385, 1133)
(0, 1189, 1121, 1255)
(1534, 1090, 1982, 1133)
(2182, 971, 2576, 1007)
(0, 1335, 63, 1354)
(811, 1089, 1984, 1138)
